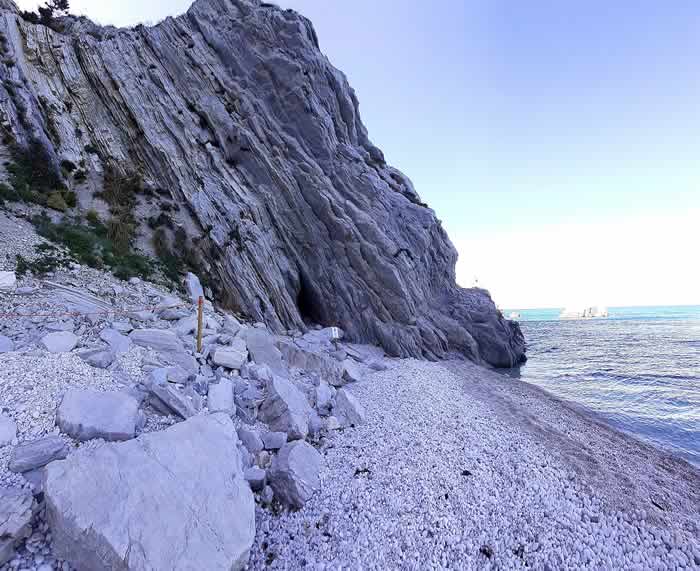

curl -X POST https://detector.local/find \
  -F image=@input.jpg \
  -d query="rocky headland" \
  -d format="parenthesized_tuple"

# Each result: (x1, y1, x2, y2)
(0, 1, 698, 570)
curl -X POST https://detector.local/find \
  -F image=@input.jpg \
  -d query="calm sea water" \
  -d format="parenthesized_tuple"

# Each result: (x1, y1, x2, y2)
(503, 306, 700, 466)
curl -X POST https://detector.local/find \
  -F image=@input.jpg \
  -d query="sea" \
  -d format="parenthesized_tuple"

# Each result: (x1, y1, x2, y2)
(502, 306, 700, 467)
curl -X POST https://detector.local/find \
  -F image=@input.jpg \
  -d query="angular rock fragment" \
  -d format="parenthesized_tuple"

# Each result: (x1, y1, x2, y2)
(334, 388, 367, 427)
(207, 378, 234, 413)
(160, 308, 189, 321)
(212, 338, 248, 370)
(308, 411, 323, 441)
(155, 296, 181, 315)
(175, 315, 198, 337)
(130, 328, 182, 353)
(148, 383, 198, 420)
(192, 375, 211, 396)
(235, 383, 264, 424)
(9, 436, 68, 473)
(222, 315, 242, 336)
(314, 380, 335, 416)
(77, 348, 115, 369)
(44, 414, 255, 571)
(56, 389, 139, 442)
(130, 328, 197, 373)
(278, 340, 344, 386)
(111, 321, 132, 334)
(261, 431, 287, 451)
(326, 416, 341, 431)
(368, 359, 389, 372)
(244, 467, 266, 492)
(0, 488, 34, 566)
(269, 441, 322, 509)
(41, 331, 78, 353)
(237, 427, 264, 455)
(342, 359, 365, 384)
(245, 329, 286, 377)
(0, 414, 17, 446)
(259, 376, 313, 440)
(0, 334, 14, 353)
(100, 328, 132, 355)
(0, 271, 16, 292)
(128, 310, 154, 322)
(185, 272, 204, 304)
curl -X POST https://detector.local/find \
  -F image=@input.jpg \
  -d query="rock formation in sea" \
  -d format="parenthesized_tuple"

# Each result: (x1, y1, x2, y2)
(0, 0, 525, 367)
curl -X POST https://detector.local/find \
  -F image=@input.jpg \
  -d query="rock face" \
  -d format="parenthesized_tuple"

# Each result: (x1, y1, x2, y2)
(0, 0, 525, 367)
(56, 389, 139, 441)
(44, 414, 255, 571)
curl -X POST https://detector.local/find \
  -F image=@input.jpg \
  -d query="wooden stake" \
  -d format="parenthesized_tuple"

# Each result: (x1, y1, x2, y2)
(196, 296, 204, 353)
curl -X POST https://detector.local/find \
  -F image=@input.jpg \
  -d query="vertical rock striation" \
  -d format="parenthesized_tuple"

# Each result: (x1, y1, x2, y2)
(0, 0, 525, 366)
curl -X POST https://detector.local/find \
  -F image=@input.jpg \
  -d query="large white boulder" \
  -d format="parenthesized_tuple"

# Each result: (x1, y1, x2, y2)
(259, 376, 312, 440)
(269, 441, 321, 509)
(44, 414, 255, 571)
(56, 390, 139, 442)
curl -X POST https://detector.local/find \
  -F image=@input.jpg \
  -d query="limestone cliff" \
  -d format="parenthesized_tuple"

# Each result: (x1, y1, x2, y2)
(0, 0, 526, 367)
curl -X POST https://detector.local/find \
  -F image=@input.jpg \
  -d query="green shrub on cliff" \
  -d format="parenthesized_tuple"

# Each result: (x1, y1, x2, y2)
(7, 139, 65, 200)
(30, 212, 154, 281)
(46, 191, 68, 212)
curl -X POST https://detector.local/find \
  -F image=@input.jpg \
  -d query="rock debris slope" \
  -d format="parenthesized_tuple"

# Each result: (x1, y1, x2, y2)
(0, 0, 525, 367)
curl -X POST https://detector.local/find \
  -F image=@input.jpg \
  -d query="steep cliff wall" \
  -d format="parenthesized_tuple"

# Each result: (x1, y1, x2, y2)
(0, 0, 525, 367)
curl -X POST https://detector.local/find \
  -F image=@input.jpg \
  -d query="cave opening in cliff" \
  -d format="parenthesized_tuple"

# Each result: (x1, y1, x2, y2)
(296, 273, 322, 325)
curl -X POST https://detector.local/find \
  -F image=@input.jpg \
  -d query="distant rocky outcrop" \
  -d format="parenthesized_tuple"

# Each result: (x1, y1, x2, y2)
(0, 0, 525, 367)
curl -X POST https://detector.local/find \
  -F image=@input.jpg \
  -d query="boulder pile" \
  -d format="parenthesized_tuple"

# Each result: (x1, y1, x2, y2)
(0, 261, 381, 570)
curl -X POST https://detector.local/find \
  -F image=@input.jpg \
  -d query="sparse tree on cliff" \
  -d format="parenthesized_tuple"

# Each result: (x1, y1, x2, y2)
(20, 0, 70, 26)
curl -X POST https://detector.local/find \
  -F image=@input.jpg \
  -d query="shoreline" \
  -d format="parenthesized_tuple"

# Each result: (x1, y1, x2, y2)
(446, 361, 700, 526)
(248, 358, 700, 569)
(490, 363, 700, 469)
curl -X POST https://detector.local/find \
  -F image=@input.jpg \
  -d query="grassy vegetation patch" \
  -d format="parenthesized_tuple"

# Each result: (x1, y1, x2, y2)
(30, 212, 155, 281)
(2, 139, 67, 208)
(15, 243, 72, 278)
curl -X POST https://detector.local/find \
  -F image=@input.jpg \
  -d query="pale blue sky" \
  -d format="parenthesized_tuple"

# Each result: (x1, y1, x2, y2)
(16, 0, 700, 307)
